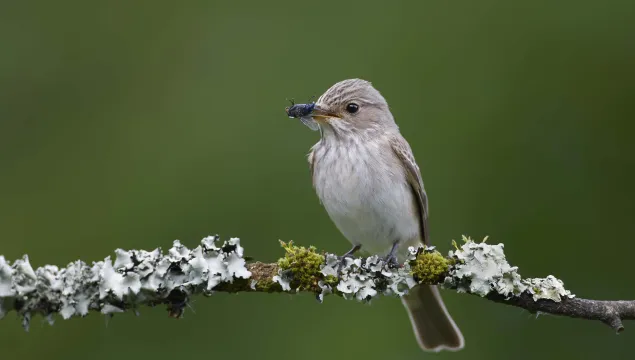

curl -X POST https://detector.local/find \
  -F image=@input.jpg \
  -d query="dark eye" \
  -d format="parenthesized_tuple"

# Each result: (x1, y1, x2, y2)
(345, 103, 359, 113)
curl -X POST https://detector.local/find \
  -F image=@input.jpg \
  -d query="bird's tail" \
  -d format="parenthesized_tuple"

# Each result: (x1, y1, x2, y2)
(401, 284, 464, 352)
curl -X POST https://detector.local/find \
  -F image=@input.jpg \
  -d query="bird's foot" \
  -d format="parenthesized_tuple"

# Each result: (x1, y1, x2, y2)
(382, 241, 400, 268)
(336, 255, 352, 274)
(382, 253, 399, 267)
(336, 245, 361, 274)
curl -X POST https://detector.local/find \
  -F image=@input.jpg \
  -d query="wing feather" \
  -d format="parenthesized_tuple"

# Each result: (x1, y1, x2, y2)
(390, 136, 430, 245)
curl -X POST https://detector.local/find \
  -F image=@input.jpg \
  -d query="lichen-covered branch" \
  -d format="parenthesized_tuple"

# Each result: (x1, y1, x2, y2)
(1, 236, 634, 333)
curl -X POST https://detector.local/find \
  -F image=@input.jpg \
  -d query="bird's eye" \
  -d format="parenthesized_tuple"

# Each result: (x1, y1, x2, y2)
(346, 103, 359, 113)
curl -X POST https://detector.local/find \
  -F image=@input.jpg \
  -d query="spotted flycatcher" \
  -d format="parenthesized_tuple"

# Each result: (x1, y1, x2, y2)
(300, 79, 464, 352)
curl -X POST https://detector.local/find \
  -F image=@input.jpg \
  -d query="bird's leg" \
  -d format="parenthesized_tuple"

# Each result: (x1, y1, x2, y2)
(337, 244, 361, 273)
(383, 241, 400, 267)
(341, 244, 361, 259)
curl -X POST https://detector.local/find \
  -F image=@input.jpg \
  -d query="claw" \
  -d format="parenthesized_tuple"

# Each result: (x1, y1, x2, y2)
(336, 244, 361, 274)
(335, 256, 350, 274)
(383, 253, 399, 267)
(383, 241, 400, 268)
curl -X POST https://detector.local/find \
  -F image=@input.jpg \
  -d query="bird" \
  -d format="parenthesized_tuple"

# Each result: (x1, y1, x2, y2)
(301, 78, 464, 352)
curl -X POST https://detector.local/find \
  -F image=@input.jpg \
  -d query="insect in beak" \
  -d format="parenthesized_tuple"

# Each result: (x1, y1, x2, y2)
(285, 101, 320, 131)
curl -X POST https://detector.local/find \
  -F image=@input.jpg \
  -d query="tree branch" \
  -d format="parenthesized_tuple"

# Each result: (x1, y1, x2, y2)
(0, 236, 633, 333)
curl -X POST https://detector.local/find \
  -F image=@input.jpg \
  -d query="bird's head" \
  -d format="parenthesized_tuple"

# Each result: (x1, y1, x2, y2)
(310, 79, 397, 137)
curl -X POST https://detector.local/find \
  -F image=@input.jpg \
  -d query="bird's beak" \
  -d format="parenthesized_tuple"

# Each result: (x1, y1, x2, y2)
(311, 105, 339, 121)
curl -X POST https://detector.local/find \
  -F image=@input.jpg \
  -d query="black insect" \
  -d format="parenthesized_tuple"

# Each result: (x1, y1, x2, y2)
(284, 98, 320, 131)
(285, 98, 316, 118)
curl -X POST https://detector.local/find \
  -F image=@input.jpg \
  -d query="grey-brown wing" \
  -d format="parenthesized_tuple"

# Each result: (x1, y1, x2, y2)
(390, 136, 430, 245)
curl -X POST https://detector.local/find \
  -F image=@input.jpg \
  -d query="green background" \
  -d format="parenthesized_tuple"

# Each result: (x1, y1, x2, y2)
(1, 1, 634, 359)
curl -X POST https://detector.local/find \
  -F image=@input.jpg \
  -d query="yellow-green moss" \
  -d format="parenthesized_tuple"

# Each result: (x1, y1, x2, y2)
(410, 251, 451, 284)
(253, 278, 281, 293)
(277, 241, 325, 291)
(323, 274, 339, 287)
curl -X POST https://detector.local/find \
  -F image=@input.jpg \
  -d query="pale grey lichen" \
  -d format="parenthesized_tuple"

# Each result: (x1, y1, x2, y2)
(275, 238, 573, 305)
(0, 236, 251, 330)
(318, 253, 417, 302)
(316, 280, 332, 302)
(448, 239, 526, 297)
(525, 275, 574, 301)
(272, 270, 293, 291)
(0, 235, 578, 330)
(447, 236, 575, 301)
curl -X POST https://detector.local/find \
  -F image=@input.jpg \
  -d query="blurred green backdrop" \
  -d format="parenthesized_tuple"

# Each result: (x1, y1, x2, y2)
(1, 1, 635, 359)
